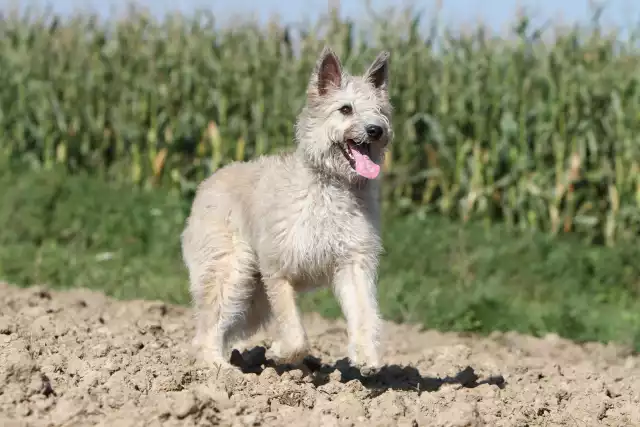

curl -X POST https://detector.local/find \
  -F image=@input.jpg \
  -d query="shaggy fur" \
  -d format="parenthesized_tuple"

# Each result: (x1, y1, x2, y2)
(181, 46, 393, 369)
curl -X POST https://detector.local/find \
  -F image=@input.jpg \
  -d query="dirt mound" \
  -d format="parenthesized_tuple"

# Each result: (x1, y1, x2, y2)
(1, 282, 639, 426)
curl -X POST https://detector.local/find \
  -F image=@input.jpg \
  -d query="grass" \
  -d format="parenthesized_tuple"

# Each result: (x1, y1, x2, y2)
(0, 162, 190, 304)
(2, 163, 639, 351)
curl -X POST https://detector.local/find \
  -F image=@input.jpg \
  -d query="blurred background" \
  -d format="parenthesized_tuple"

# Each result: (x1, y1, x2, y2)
(4, 0, 640, 31)
(1, 0, 640, 351)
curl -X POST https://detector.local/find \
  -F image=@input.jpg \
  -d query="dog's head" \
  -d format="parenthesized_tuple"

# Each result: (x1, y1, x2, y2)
(295, 47, 393, 183)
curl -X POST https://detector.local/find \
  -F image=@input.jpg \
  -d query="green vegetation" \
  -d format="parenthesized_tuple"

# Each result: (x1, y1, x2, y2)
(0, 159, 190, 304)
(2, 6, 640, 244)
(1, 164, 639, 350)
(1, 5, 640, 350)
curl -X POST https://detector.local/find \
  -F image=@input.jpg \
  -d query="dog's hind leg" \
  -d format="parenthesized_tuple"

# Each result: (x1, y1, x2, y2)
(225, 275, 272, 347)
(188, 232, 258, 369)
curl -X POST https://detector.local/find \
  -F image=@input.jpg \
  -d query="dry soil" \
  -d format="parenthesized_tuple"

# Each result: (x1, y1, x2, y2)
(1, 282, 639, 426)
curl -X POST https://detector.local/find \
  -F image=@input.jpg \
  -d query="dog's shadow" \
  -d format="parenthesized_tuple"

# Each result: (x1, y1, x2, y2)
(229, 346, 506, 394)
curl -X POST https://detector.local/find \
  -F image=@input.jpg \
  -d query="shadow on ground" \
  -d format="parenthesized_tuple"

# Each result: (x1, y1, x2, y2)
(229, 346, 506, 394)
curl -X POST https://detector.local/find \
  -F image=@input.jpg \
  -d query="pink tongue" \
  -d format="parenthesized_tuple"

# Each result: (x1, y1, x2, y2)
(351, 148, 380, 179)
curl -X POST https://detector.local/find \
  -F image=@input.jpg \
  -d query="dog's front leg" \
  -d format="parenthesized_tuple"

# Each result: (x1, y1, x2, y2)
(333, 256, 381, 368)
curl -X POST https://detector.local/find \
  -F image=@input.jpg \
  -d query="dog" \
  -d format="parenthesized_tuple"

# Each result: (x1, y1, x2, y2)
(181, 46, 393, 370)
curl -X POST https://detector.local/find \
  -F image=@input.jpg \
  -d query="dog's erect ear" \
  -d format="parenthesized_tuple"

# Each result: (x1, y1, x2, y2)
(364, 51, 390, 91)
(310, 46, 342, 97)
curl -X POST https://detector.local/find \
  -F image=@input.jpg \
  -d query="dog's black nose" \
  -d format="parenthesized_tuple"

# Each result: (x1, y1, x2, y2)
(365, 125, 383, 140)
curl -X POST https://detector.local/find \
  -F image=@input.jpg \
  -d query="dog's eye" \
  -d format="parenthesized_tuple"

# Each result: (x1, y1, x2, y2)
(338, 105, 353, 115)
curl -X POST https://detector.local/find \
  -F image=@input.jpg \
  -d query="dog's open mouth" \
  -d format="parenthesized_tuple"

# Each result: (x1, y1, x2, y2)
(339, 140, 380, 179)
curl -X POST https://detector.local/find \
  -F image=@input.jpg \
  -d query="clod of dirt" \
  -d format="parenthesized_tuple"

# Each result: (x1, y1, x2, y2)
(1, 281, 639, 426)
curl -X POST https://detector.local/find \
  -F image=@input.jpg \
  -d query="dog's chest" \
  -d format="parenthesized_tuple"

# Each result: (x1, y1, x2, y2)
(270, 188, 368, 276)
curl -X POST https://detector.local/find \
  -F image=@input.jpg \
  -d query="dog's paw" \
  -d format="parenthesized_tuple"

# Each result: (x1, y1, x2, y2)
(270, 340, 310, 365)
(348, 347, 380, 366)
(348, 352, 382, 377)
(359, 363, 382, 377)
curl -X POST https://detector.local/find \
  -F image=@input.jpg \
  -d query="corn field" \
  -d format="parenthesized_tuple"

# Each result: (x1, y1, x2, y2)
(1, 6, 640, 245)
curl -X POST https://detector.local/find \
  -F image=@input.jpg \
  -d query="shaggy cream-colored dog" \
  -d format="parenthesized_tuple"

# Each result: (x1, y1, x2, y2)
(181, 46, 393, 370)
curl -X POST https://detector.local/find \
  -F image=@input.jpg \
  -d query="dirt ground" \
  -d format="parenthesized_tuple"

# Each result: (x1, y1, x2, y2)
(1, 282, 639, 427)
